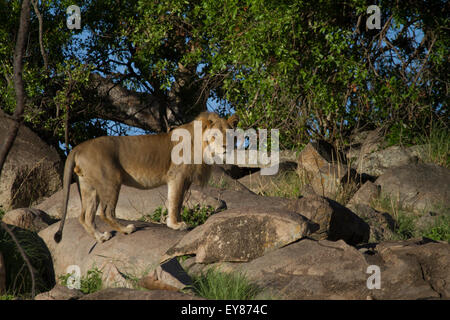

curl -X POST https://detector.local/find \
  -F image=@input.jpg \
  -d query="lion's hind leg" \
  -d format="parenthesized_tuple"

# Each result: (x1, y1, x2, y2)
(78, 178, 112, 243)
(97, 185, 135, 235)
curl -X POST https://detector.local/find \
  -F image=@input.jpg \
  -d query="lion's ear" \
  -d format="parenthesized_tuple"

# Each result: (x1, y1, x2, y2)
(227, 114, 239, 128)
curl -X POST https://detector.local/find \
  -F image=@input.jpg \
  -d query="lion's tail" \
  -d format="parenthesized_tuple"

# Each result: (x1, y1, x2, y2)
(54, 149, 77, 243)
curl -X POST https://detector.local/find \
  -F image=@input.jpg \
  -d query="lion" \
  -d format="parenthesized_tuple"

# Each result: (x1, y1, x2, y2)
(54, 112, 239, 243)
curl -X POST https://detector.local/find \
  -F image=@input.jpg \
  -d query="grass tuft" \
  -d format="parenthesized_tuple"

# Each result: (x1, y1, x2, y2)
(189, 268, 262, 300)
(140, 205, 218, 228)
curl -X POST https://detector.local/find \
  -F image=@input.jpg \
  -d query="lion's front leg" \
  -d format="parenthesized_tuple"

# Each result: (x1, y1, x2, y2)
(166, 178, 191, 230)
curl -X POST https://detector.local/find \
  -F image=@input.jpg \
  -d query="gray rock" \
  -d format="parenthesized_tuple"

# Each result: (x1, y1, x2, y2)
(375, 163, 450, 214)
(199, 238, 450, 300)
(34, 284, 84, 300)
(347, 203, 396, 242)
(0, 112, 62, 210)
(212, 239, 371, 299)
(347, 181, 380, 208)
(353, 145, 420, 177)
(80, 287, 203, 300)
(149, 258, 193, 290)
(162, 207, 318, 264)
(38, 218, 188, 288)
(288, 193, 370, 245)
(369, 239, 450, 299)
(2, 208, 58, 232)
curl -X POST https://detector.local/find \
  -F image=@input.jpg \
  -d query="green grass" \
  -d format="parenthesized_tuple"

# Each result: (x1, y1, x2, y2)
(188, 268, 262, 300)
(59, 266, 103, 294)
(256, 170, 306, 199)
(140, 205, 218, 228)
(371, 193, 449, 242)
(415, 125, 449, 168)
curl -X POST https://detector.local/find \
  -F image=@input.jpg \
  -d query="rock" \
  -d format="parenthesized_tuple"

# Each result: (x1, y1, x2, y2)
(138, 274, 180, 292)
(1, 208, 58, 232)
(38, 218, 188, 288)
(288, 193, 370, 245)
(237, 162, 298, 196)
(0, 112, 62, 210)
(348, 128, 385, 169)
(347, 203, 396, 242)
(80, 287, 203, 300)
(375, 163, 450, 214)
(162, 207, 318, 264)
(352, 145, 420, 177)
(150, 258, 193, 290)
(347, 181, 380, 208)
(0, 251, 5, 295)
(34, 284, 84, 300)
(297, 141, 359, 198)
(208, 166, 254, 192)
(369, 239, 450, 299)
(214, 239, 371, 299)
(203, 238, 450, 300)
(199, 186, 290, 212)
(36, 184, 225, 221)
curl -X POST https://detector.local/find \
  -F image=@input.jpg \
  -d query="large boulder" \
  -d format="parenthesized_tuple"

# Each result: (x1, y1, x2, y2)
(208, 239, 371, 299)
(36, 184, 225, 221)
(1, 208, 58, 232)
(352, 145, 420, 177)
(369, 239, 450, 299)
(0, 112, 62, 210)
(195, 238, 449, 300)
(375, 163, 450, 214)
(162, 207, 318, 264)
(38, 218, 188, 288)
(287, 192, 370, 245)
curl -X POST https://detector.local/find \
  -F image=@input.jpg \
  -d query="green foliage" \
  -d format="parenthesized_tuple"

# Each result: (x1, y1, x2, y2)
(189, 268, 261, 300)
(141, 205, 218, 228)
(0, 226, 54, 297)
(422, 215, 450, 242)
(0, 0, 447, 153)
(59, 266, 103, 294)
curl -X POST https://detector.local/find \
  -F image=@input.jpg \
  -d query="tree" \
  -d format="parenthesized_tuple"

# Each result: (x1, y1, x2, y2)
(0, 0, 448, 154)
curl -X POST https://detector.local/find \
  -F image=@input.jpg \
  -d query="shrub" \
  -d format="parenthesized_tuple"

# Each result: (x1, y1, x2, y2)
(0, 226, 54, 298)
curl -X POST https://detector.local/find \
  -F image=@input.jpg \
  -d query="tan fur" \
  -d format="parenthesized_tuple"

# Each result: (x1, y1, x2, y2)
(54, 112, 239, 243)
